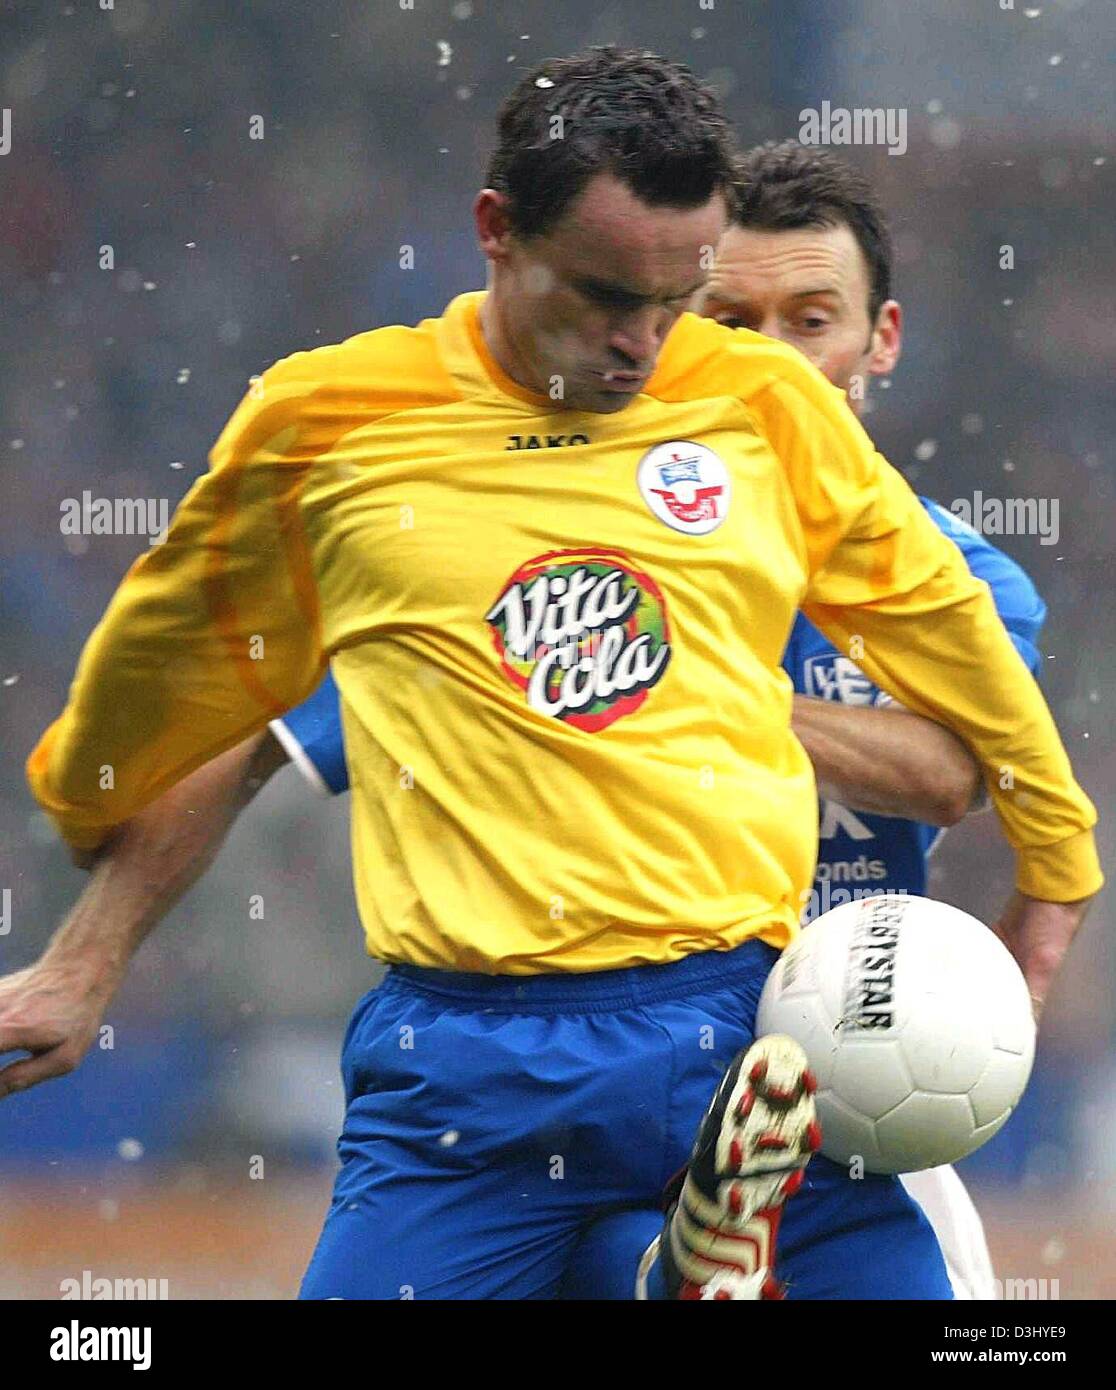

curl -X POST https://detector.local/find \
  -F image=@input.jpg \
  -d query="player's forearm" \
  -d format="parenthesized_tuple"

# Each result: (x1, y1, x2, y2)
(806, 579, 1101, 901)
(753, 364, 1100, 902)
(42, 732, 288, 989)
(791, 696, 980, 825)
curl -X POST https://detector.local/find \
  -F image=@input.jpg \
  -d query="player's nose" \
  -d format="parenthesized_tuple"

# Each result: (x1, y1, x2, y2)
(608, 305, 671, 368)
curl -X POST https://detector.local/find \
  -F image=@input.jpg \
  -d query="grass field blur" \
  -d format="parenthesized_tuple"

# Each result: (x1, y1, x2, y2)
(1, 1169, 1110, 1300)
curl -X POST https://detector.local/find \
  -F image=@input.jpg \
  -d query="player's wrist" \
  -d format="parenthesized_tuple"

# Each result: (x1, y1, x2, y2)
(37, 945, 128, 1002)
(1013, 828, 1104, 902)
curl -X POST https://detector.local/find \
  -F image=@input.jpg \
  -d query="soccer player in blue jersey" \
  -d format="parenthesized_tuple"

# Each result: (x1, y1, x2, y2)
(563, 143, 1047, 1298)
(4, 62, 1095, 1301)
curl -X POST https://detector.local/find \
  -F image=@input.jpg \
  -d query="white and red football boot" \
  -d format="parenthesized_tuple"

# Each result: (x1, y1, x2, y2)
(642, 1034, 821, 1300)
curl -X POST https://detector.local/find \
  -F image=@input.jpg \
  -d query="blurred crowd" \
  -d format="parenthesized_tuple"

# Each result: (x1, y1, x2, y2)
(1, 0, 1113, 1210)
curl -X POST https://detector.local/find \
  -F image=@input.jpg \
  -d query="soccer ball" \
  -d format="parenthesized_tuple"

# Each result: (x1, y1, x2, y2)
(756, 894, 1036, 1174)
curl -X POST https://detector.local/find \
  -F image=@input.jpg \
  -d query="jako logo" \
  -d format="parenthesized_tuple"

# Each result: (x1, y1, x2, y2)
(799, 101, 907, 156)
(60, 491, 169, 546)
(49, 1321, 151, 1371)
(949, 492, 1059, 546)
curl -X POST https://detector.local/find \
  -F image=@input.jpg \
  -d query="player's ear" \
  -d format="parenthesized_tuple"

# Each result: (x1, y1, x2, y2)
(475, 189, 515, 264)
(866, 299, 902, 377)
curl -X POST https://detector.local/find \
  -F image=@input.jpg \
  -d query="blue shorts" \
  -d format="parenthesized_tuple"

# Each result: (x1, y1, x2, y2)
(300, 940, 952, 1300)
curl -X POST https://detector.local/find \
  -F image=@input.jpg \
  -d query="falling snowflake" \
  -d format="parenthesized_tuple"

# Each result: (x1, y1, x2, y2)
(437, 41, 452, 67)
(914, 439, 938, 462)
(2, 674, 19, 687)
(929, 118, 962, 150)
(117, 1138, 144, 1161)
(176, 368, 191, 385)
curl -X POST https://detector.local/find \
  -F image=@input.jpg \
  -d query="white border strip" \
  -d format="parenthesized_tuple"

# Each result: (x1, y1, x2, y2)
(268, 718, 334, 799)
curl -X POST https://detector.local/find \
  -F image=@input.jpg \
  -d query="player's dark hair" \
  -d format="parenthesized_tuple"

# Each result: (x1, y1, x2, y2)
(731, 141, 893, 322)
(486, 46, 736, 237)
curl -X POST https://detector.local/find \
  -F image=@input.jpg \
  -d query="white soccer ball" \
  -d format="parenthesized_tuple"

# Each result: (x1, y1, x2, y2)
(756, 894, 1036, 1174)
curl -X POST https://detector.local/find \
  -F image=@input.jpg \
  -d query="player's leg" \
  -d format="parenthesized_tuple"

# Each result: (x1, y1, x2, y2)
(300, 976, 585, 1299)
(558, 1207, 663, 1299)
(558, 1030, 821, 1302)
(773, 1153, 953, 1299)
(559, 946, 819, 1300)
(657, 1033, 821, 1298)
(559, 943, 954, 1300)
(901, 1165, 996, 1300)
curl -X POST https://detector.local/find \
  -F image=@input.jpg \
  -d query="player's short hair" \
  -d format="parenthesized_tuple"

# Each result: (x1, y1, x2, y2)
(485, 46, 736, 238)
(731, 141, 893, 322)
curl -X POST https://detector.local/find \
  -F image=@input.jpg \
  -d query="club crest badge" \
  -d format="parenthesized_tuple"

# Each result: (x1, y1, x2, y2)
(636, 440, 731, 535)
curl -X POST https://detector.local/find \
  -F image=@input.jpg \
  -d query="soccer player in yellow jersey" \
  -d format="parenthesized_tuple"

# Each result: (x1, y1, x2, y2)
(11, 48, 1103, 1298)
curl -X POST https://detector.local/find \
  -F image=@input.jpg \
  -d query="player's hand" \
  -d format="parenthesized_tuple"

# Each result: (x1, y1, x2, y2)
(991, 890, 1094, 1020)
(0, 961, 113, 1098)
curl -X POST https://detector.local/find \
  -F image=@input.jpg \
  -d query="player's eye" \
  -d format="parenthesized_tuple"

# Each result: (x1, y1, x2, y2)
(716, 315, 749, 331)
(578, 282, 643, 311)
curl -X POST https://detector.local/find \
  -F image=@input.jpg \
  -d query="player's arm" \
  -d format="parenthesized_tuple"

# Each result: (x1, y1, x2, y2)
(1, 664, 347, 1101)
(744, 350, 1101, 1007)
(26, 351, 330, 853)
(788, 509, 1047, 828)
(0, 732, 288, 1098)
(790, 695, 980, 825)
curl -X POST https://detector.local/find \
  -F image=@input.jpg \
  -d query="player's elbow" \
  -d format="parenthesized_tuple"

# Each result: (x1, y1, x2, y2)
(923, 760, 983, 827)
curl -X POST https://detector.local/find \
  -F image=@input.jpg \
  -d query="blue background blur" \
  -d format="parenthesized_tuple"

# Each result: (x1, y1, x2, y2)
(1, 0, 1113, 1295)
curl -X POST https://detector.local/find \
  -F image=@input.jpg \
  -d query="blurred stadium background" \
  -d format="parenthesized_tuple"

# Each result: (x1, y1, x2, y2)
(1, 0, 1113, 1298)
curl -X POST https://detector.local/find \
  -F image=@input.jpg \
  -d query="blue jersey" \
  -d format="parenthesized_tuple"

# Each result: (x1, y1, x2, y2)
(275, 496, 1045, 919)
(784, 497, 1044, 918)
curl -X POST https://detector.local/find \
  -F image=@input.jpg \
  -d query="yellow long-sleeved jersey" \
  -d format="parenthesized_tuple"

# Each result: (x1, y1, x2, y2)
(27, 291, 1103, 972)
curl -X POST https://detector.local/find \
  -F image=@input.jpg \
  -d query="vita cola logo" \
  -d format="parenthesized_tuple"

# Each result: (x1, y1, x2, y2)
(485, 548, 671, 730)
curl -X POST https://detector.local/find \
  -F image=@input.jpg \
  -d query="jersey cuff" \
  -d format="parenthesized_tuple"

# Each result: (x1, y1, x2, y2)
(1014, 828, 1104, 901)
(268, 718, 333, 799)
